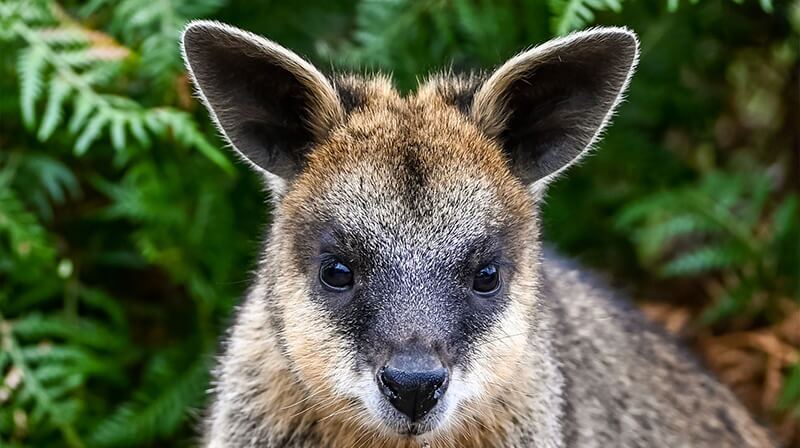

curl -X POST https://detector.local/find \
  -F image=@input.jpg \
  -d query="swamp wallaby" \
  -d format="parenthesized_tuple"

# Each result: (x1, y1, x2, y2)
(180, 21, 775, 447)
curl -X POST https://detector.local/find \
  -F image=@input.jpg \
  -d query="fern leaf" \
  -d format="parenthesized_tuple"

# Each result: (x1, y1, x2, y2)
(667, 0, 680, 11)
(12, 314, 125, 351)
(22, 154, 80, 205)
(615, 191, 697, 229)
(78, 288, 127, 330)
(700, 282, 756, 323)
(771, 195, 799, 244)
(37, 78, 71, 141)
(549, 0, 633, 34)
(1, 280, 60, 315)
(36, 27, 88, 46)
(778, 364, 800, 414)
(152, 110, 233, 173)
(89, 356, 209, 447)
(0, 187, 56, 264)
(74, 113, 109, 155)
(110, 114, 127, 151)
(57, 49, 98, 69)
(661, 244, 747, 276)
(633, 214, 718, 261)
(550, 0, 602, 35)
(81, 62, 121, 86)
(128, 115, 151, 147)
(67, 96, 94, 135)
(18, 46, 47, 129)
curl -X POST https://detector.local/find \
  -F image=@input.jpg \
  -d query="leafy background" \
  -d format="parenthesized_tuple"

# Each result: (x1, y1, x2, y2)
(0, 0, 797, 446)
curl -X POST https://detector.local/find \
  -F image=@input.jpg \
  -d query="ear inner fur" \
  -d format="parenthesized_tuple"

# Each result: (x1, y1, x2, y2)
(471, 27, 639, 187)
(180, 20, 344, 181)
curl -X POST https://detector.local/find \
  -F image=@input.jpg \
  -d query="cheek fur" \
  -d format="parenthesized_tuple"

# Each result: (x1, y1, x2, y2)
(278, 271, 360, 398)
(460, 283, 534, 402)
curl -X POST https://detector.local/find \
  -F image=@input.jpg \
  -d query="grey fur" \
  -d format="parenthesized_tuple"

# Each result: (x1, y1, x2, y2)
(544, 252, 774, 447)
(181, 21, 775, 448)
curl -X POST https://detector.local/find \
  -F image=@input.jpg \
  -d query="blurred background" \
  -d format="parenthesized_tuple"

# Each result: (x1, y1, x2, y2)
(0, 0, 797, 446)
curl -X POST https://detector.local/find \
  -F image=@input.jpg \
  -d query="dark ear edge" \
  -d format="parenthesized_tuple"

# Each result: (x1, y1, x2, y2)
(180, 20, 343, 185)
(472, 27, 639, 188)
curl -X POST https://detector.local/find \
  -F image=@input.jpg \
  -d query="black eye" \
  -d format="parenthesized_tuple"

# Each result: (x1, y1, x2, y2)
(319, 259, 354, 291)
(472, 264, 500, 295)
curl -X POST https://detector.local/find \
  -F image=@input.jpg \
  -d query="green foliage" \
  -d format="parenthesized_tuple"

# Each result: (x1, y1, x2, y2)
(80, 0, 225, 89)
(88, 352, 209, 447)
(0, 299, 130, 447)
(1, 0, 248, 446)
(324, 0, 553, 90)
(548, 0, 774, 34)
(7, 1, 232, 170)
(549, 0, 623, 35)
(781, 364, 800, 418)
(617, 171, 799, 322)
(0, 0, 797, 446)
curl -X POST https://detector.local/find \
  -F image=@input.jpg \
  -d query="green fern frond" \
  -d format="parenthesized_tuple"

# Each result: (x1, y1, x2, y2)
(700, 281, 757, 323)
(89, 355, 209, 447)
(616, 171, 773, 273)
(12, 314, 125, 351)
(0, 1, 51, 41)
(10, 12, 233, 172)
(18, 46, 47, 129)
(618, 168, 798, 329)
(67, 95, 93, 134)
(73, 112, 108, 155)
(83, 0, 225, 87)
(549, 0, 623, 35)
(19, 154, 80, 207)
(661, 244, 747, 276)
(0, 187, 56, 265)
(77, 288, 127, 330)
(343, 0, 433, 68)
(549, 0, 773, 34)
(779, 364, 800, 416)
(615, 191, 696, 228)
(667, 0, 773, 12)
(1, 313, 86, 448)
(37, 78, 70, 141)
(632, 214, 718, 262)
(21, 345, 118, 372)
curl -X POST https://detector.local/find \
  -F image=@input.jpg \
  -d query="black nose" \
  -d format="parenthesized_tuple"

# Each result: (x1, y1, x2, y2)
(377, 354, 448, 421)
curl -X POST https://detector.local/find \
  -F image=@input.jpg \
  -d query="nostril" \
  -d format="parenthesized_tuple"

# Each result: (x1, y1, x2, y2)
(377, 366, 449, 421)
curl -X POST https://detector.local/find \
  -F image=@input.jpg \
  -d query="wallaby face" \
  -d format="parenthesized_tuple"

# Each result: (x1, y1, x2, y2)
(182, 22, 637, 440)
(273, 95, 541, 436)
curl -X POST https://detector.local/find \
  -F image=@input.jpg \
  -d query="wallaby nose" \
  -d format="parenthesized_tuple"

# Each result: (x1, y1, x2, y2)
(377, 352, 449, 421)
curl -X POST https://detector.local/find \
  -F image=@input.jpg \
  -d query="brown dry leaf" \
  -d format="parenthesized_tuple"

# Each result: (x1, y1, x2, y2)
(49, 3, 132, 62)
(640, 302, 693, 334)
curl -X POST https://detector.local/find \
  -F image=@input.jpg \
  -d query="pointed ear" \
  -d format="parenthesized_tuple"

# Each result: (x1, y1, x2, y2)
(181, 21, 343, 187)
(472, 27, 639, 189)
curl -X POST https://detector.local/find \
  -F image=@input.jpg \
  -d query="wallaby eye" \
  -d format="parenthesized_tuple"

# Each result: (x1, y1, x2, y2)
(319, 258, 354, 291)
(472, 264, 500, 295)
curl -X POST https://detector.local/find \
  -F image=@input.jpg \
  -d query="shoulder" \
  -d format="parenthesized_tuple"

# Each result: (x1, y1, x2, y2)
(540, 248, 775, 447)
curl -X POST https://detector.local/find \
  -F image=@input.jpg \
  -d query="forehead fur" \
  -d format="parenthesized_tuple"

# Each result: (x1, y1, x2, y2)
(282, 75, 533, 250)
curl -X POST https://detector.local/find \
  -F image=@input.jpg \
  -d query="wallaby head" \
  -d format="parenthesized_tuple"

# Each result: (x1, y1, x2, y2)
(182, 21, 638, 441)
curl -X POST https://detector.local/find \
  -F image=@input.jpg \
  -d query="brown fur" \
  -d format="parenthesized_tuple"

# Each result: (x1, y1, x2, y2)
(255, 81, 545, 446)
(181, 21, 775, 447)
